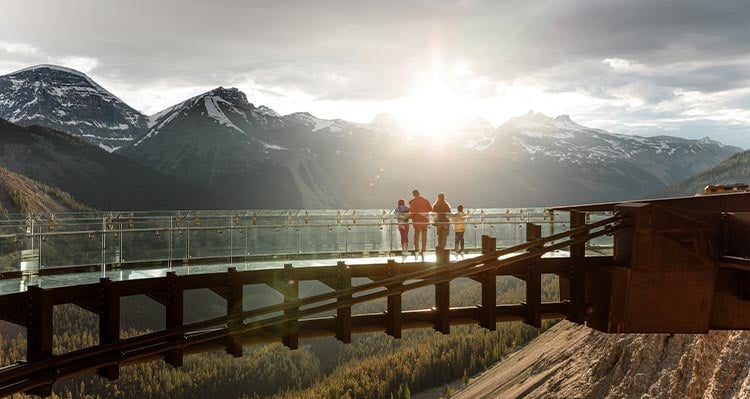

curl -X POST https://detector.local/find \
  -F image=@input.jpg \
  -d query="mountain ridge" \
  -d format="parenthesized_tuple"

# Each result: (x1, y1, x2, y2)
(0, 64, 743, 209)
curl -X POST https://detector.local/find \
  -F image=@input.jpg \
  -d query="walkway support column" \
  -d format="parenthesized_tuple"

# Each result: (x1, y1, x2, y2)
(165, 271, 184, 367)
(569, 211, 587, 324)
(386, 260, 402, 338)
(525, 223, 542, 328)
(26, 285, 52, 397)
(434, 247, 450, 334)
(97, 278, 120, 380)
(226, 267, 243, 357)
(479, 235, 498, 331)
(480, 268, 497, 331)
(282, 264, 299, 349)
(335, 261, 352, 343)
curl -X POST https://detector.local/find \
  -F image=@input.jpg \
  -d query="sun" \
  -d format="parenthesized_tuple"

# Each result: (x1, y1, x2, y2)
(396, 80, 466, 137)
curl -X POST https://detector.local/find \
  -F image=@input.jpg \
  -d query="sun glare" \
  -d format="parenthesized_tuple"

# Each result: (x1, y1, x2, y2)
(396, 80, 466, 136)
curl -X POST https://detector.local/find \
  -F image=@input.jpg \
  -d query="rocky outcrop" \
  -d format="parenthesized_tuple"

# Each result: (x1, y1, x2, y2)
(455, 321, 750, 399)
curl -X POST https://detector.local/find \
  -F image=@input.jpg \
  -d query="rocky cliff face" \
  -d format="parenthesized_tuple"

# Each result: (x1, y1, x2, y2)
(455, 321, 750, 399)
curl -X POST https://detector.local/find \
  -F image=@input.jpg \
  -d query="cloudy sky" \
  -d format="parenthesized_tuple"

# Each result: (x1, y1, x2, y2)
(1, 0, 749, 146)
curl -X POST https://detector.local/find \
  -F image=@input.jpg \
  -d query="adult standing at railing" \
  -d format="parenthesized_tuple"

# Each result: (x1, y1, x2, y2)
(432, 192, 452, 249)
(409, 189, 432, 255)
(394, 198, 410, 254)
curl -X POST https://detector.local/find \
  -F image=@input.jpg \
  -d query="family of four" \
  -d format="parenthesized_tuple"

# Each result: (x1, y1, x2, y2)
(394, 189, 467, 255)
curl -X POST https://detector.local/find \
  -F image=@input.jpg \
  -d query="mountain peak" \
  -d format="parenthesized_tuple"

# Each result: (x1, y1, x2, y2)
(256, 105, 280, 117)
(10, 64, 91, 79)
(201, 86, 249, 106)
(0, 64, 146, 151)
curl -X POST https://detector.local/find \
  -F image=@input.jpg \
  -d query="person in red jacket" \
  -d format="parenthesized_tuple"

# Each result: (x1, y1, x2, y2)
(409, 189, 432, 254)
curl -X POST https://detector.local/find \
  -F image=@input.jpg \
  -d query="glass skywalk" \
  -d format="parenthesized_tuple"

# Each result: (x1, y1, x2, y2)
(0, 208, 613, 295)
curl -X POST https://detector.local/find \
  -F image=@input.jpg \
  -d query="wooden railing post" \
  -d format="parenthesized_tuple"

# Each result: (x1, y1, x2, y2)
(481, 235, 496, 254)
(480, 269, 497, 331)
(226, 267, 243, 357)
(569, 211, 587, 323)
(386, 260, 402, 338)
(97, 278, 120, 380)
(434, 247, 450, 334)
(525, 223, 542, 328)
(165, 272, 184, 367)
(335, 261, 352, 343)
(26, 285, 52, 397)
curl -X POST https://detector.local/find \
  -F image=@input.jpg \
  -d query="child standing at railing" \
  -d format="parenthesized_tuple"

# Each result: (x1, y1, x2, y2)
(451, 205, 467, 253)
(395, 198, 410, 254)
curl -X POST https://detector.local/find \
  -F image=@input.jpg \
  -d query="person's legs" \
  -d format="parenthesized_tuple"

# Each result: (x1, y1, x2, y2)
(399, 225, 409, 252)
(457, 231, 464, 252)
(420, 227, 427, 253)
(437, 225, 448, 248)
(413, 226, 421, 252)
(454, 231, 460, 251)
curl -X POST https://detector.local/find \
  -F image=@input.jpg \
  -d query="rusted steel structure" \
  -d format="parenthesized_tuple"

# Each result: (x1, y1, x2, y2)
(0, 192, 748, 397)
(554, 191, 750, 333)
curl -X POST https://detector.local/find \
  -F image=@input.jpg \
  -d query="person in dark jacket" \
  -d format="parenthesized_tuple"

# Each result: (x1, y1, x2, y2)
(409, 189, 432, 254)
(432, 192, 452, 249)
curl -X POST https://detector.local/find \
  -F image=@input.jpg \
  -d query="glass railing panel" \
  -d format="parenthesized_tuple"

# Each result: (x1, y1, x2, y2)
(298, 224, 343, 256)
(0, 224, 28, 273)
(248, 225, 297, 257)
(119, 216, 172, 265)
(39, 218, 102, 270)
(186, 215, 233, 260)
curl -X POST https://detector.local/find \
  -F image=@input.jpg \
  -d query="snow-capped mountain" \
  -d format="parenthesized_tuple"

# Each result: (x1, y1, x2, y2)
(122, 86, 741, 208)
(480, 112, 731, 165)
(0, 65, 147, 152)
(0, 63, 742, 208)
(476, 112, 738, 188)
(121, 87, 354, 208)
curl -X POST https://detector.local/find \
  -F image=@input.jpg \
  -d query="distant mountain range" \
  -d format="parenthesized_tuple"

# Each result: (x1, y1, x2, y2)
(660, 150, 750, 197)
(0, 65, 743, 209)
(0, 118, 211, 210)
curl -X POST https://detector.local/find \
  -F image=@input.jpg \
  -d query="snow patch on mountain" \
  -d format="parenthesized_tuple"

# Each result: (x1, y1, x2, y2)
(203, 96, 244, 133)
